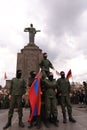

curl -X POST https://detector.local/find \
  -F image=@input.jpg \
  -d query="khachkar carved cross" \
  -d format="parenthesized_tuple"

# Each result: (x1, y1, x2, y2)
(24, 23, 41, 44)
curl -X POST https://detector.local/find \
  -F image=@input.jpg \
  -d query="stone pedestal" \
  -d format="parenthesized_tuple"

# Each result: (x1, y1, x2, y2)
(17, 44, 43, 85)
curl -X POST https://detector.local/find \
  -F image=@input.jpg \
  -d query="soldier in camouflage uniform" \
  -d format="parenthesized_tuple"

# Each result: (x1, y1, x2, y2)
(42, 72, 58, 127)
(39, 52, 54, 79)
(28, 70, 42, 129)
(3, 70, 26, 129)
(57, 71, 76, 123)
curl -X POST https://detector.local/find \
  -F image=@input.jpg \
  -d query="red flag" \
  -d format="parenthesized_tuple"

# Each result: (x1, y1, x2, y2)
(28, 74, 41, 122)
(66, 69, 72, 79)
(4, 72, 7, 79)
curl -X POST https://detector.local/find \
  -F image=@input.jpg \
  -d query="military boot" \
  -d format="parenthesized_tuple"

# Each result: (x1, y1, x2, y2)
(69, 116, 76, 123)
(19, 118, 25, 127)
(53, 117, 59, 127)
(36, 116, 41, 129)
(28, 122, 33, 128)
(36, 122, 41, 129)
(68, 113, 76, 123)
(44, 119, 50, 128)
(63, 113, 67, 123)
(3, 117, 12, 129)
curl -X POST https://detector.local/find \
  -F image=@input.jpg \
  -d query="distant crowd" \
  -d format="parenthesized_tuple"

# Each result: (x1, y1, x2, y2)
(0, 88, 25, 109)
(0, 89, 9, 109)
(0, 84, 87, 109)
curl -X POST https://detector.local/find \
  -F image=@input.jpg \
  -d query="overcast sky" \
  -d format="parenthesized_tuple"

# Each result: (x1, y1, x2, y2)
(0, 0, 87, 86)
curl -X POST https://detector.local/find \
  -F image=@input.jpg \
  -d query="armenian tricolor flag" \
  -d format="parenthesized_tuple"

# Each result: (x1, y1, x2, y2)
(28, 74, 41, 122)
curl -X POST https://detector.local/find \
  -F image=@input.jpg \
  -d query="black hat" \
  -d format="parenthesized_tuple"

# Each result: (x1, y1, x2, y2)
(17, 70, 22, 74)
(60, 71, 65, 75)
(43, 52, 47, 55)
(83, 81, 86, 85)
(30, 70, 36, 76)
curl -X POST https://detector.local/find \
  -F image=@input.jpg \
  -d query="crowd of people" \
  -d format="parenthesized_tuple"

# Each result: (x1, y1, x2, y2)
(0, 89, 9, 109)
(1, 52, 87, 129)
(0, 83, 87, 110)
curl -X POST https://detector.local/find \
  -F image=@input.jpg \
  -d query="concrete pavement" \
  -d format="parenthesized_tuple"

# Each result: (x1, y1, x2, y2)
(0, 105, 87, 130)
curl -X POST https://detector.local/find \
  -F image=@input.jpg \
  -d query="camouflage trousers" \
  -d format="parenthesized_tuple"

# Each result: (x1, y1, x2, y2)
(60, 96, 72, 115)
(8, 95, 23, 119)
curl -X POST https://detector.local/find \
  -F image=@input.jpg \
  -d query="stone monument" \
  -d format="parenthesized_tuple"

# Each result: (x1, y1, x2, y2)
(17, 24, 42, 86)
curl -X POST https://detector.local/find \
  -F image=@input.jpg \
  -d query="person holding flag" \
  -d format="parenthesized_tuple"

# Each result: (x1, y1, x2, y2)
(28, 70, 41, 129)
(57, 71, 76, 124)
(39, 52, 60, 126)
(28, 70, 37, 128)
